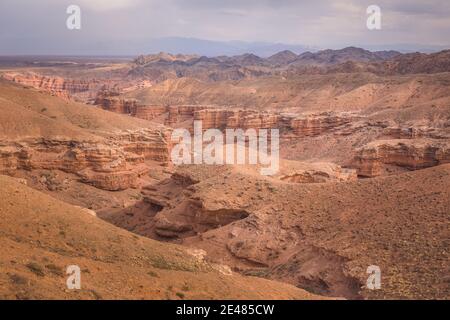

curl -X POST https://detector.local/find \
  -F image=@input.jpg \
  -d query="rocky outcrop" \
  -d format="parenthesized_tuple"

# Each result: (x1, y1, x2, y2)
(0, 129, 171, 191)
(193, 109, 238, 130)
(166, 105, 207, 126)
(142, 186, 251, 239)
(382, 126, 450, 140)
(2, 72, 94, 100)
(132, 161, 356, 239)
(95, 90, 360, 139)
(194, 109, 281, 131)
(193, 109, 359, 140)
(288, 112, 356, 137)
(354, 139, 450, 177)
(108, 128, 172, 163)
(133, 105, 167, 121)
(279, 166, 357, 183)
(94, 92, 210, 125)
(0, 138, 146, 191)
(94, 95, 138, 114)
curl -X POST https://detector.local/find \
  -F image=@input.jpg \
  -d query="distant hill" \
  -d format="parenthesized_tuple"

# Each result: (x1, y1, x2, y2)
(123, 47, 450, 85)
(132, 46, 401, 69)
(141, 37, 313, 57)
(267, 50, 299, 65)
(381, 49, 450, 74)
(290, 47, 402, 67)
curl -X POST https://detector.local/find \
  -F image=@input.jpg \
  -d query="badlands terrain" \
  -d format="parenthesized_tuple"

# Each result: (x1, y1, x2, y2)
(0, 47, 449, 300)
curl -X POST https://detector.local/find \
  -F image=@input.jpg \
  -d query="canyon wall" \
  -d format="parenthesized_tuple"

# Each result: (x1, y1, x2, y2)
(108, 128, 172, 163)
(94, 95, 138, 114)
(289, 113, 356, 137)
(93, 94, 450, 179)
(382, 126, 450, 140)
(94, 90, 360, 139)
(354, 139, 450, 177)
(3, 72, 95, 100)
(134, 105, 168, 121)
(0, 129, 171, 191)
(193, 109, 280, 131)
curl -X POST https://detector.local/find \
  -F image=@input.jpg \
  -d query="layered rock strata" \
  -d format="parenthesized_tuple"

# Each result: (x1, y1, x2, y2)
(0, 129, 171, 191)
(3, 72, 94, 100)
(354, 139, 450, 177)
(94, 96, 138, 114)
(108, 128, 172, 163)
(289, 113, 356, 137)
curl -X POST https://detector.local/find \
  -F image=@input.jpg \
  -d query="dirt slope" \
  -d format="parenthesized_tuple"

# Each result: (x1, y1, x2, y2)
(0, 175, 324, 300)
(0, 79, 161, 140)
(189, 165, 450, 299)
(112, 164, 450, 299)
(124, 73, 450, 116)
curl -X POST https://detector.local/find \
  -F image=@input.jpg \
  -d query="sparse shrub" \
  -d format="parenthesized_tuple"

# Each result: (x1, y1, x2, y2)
(181, 284, 190, 291)
(9, 274, 28, 285)
(150, 255, 198, 272)
(148, 270, 159, 277)
(26, 262, 44, 277)
(176, 292, 185, 299)
(243, 268, 270, 278)
(90, 290, 102, 300)
(45, 264, 63, 276)
(151, 256, 173, 270)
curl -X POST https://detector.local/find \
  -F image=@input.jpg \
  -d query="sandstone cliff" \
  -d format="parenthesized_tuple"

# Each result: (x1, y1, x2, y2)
(94, 95, 138, 114)
(2, 72, 94, 100)
(354, 139, 450, 177)
(289, 112, 356, 137)
(0, 128, 171, 191)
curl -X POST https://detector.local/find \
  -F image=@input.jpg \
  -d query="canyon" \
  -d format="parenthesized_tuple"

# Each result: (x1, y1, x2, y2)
(0, 47, 449, 300)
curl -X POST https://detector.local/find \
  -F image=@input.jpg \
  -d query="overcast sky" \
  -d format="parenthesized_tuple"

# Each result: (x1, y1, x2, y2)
(1, 0, 449, 55)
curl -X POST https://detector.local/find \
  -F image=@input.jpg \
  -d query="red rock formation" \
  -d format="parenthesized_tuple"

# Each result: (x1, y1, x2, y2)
(382, 126, 450, 140)
(289, 112, 355, 137)
(3, 72, 93, 100)
(192, 109, 359, 142)
(354, 139, 450, 177)
(94, 90, 360, 140)
(279, 167, 357, 183)
(108, 128, 172, 163)
(134, 105, 167, 121)
(95, 92, 209, 125)
(193, 109, 281, 131)
(166, 105, 206, 126)
(95, 96, 138, 114)
(193, 109, 237, 130)
(0, 129, 171, 191)
(0, 139, 145, 191)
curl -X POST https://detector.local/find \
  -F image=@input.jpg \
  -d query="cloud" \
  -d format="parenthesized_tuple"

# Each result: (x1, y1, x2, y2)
(78, 0, 142, 11)
(0, 0, 449, 55)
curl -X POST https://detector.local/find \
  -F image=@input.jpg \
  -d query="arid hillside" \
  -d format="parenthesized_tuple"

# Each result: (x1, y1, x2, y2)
(0, 174, 323, 300)
(0, 48, 449, 300)
(123, 72, 450, 114)
(0, 79, 162, 139)
(101, 164, 450, 299)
